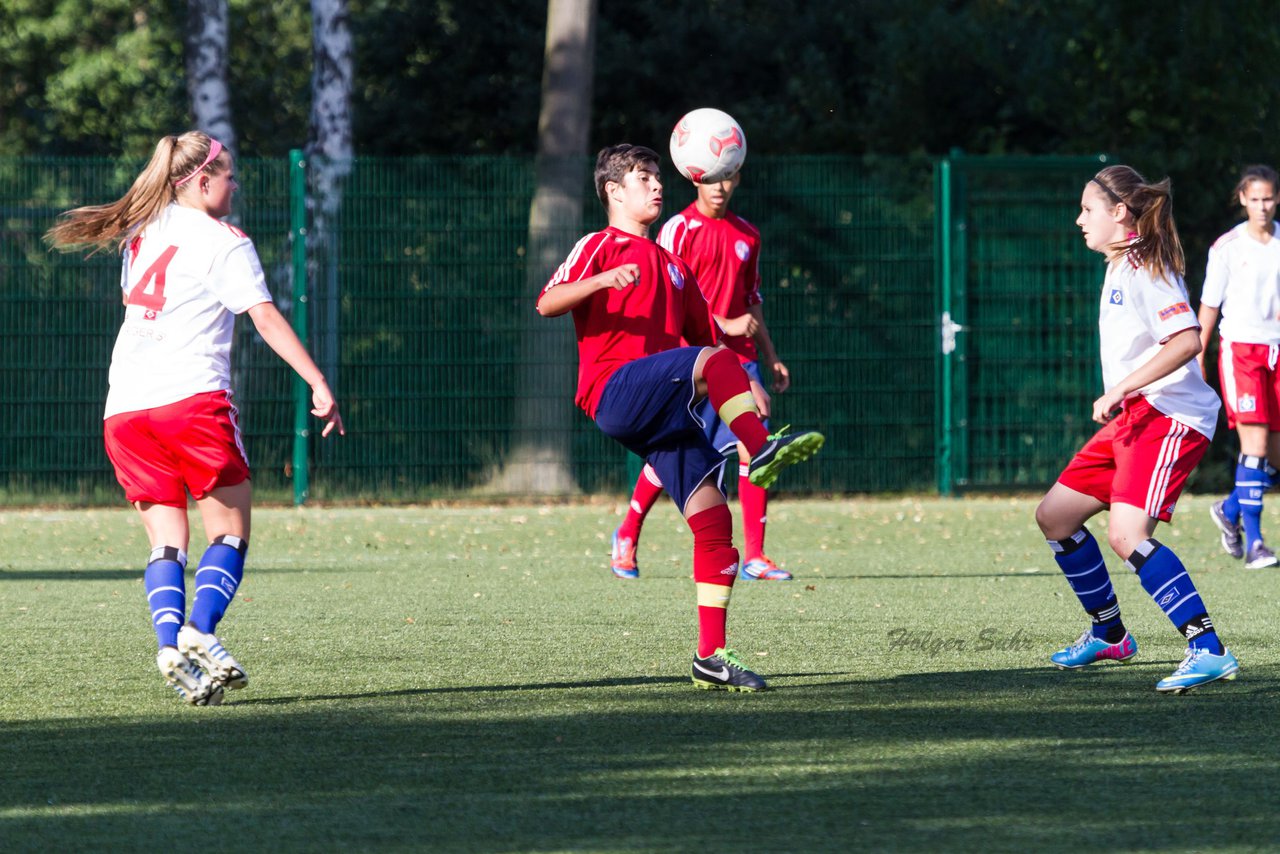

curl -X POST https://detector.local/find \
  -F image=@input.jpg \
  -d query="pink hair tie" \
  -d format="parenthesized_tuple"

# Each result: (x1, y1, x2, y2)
(173, 139, 223, 187)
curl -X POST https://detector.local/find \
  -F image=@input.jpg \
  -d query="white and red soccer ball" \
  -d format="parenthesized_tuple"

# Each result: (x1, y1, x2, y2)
(669, 108, 747, 184)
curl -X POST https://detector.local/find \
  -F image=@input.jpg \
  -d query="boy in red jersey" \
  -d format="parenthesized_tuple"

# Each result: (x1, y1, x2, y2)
(537, 144, 823, 691)
(611, 170, 794, 581)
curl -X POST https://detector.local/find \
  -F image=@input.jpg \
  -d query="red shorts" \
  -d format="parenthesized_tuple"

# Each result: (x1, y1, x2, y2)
(104, 390, 250, 507)
(1057, 396, 1208, 521)
(1219, 341, 1280, 430)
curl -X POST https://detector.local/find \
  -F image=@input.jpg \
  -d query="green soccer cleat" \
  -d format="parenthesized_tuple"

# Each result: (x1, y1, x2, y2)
(691, 648, 767, 692)
(747, 426, 825, 490)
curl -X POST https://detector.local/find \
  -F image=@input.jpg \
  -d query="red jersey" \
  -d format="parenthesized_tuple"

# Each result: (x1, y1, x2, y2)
(658, 204, 762, 362)
(539, 226, 717, 417)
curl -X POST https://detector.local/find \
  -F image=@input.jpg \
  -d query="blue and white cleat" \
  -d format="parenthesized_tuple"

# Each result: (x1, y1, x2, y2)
(178, 624, 248, 690)
(740, 555, 792, 581)
(610, 529, 639, 579)
(1050, 630, 1138, 669)
(1155, 647, 1239, 694)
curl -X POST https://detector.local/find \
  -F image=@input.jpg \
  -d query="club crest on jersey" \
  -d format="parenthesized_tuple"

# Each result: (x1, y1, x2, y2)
(1109, 289, 1124, 305)
(1238, 393, 1257, 413)
(734, 240, 750, 261)
(668, 263, 684, 289)
(144, 309, 158, 321)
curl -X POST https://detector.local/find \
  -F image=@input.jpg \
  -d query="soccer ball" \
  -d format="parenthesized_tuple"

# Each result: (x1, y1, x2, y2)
(669, 108, 747, 184)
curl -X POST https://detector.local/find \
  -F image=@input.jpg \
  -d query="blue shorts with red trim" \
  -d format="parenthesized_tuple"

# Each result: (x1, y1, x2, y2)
(594, 347, 726, 513)
(696, 359, 768, 456)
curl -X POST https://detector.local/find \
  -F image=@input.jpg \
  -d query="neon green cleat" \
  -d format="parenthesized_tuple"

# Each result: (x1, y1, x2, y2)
(691, 648, 767, 692)
(747, 426, 825, 490)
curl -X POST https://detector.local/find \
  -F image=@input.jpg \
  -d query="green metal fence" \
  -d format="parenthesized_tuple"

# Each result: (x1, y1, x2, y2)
(0, 153, 1111, 505)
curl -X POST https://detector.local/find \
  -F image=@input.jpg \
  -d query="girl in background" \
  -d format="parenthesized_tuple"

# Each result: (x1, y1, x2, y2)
(1199, 165, 1280, 569)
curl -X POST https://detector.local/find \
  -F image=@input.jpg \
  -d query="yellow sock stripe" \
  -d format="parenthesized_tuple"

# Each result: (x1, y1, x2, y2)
(717, 391, 758, 425)
(696, 582, 733, 608)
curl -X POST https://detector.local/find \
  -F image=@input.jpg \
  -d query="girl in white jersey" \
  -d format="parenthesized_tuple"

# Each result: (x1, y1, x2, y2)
(1198, 165, 1280, 569)
(47, 131, 344, 705)
(1034, 165, 1238, 693)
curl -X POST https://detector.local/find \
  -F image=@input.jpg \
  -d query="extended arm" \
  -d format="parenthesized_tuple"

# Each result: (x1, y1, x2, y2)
(246, 301, 344, 437)
(748, 304, 789, 393)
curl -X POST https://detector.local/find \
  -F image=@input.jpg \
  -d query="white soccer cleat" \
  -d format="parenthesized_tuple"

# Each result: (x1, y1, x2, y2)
(157, 647, 223, 706)
(178, 624, 248, 690)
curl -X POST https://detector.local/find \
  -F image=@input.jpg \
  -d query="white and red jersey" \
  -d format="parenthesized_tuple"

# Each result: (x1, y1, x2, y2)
(658, 204, 762, 362)
(538, 226, 716, 417)
(105, 204, 273, 418)
(1099, 257, 1219, 439)
(1201, 221, 1280, 345)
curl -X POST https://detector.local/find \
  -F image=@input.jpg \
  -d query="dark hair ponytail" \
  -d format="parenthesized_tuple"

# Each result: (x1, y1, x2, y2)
(1092, 165, 1184, 283)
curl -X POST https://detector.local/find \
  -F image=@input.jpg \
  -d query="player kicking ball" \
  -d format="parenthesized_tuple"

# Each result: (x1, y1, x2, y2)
(537, 144, 824, 691)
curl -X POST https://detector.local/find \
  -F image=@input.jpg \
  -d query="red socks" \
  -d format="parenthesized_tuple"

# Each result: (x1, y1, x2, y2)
(702, 349, 768, 455)
(688, 503, 739, 657)
(618, 463, 664, 542)
(738, 464, 768, 560)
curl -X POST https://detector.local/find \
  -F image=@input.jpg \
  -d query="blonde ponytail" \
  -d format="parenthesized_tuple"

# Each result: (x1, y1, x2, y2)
(46, 132, 226, 254)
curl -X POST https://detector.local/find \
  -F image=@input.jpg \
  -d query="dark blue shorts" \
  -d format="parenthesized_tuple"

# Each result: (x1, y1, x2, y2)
(696, 359, 768, 457)
(595, 347, 726, 513)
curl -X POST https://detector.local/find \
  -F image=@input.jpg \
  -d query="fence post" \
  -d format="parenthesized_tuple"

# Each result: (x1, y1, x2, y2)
(935, 155, 955, 495)
(289, 149, 310, 506)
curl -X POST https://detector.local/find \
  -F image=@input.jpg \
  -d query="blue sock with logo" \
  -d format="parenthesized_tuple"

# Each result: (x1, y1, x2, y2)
(144, 546, 187, 649)
(1049, 528, 1125, 643)
(1236, 455, 1271, 551)
(1126, 538, 1223, 654)
(188, 535, 247, 634)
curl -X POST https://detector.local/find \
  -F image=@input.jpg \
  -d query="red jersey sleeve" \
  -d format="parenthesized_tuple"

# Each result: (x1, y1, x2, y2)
(537, 231, 610, 309)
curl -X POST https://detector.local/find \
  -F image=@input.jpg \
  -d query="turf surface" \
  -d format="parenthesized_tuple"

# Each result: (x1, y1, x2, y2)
(3, 497, 1279, 851)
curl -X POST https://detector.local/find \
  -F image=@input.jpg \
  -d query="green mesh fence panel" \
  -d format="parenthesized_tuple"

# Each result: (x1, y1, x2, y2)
(0, 154, 1101, 503)
(939, 155, 1109, 491)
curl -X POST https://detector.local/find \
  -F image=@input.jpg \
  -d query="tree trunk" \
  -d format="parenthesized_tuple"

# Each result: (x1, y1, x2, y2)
(484, 0, 596, 495)
(305, 0, 354, 427)
(184, 0, 236, 154)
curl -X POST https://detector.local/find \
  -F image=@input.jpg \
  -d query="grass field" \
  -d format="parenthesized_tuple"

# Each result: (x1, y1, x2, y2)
(4, 495, 1280, 852)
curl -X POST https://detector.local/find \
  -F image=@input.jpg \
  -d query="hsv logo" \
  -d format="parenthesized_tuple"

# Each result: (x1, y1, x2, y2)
(1110, 289, 1124, 305)
(1158, 587, 1179, 609)
(668, 263, 684, 289)
(734, 239, 750, 261)
(1239, 393, 1257, 413)
(710, 127, 744, 156)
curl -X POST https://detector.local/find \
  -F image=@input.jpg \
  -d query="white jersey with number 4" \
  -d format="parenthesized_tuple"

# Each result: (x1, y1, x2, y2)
(105, 204, 273, 418)
(1200, 221, 1280, 345)
(1099, 257, 1220, 439)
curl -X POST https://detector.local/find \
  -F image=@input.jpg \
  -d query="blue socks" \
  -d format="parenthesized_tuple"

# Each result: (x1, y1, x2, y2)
(1231, 455, 1272, 549)
(1126, 538, 1223, 655)
(1049, 528, 1125, 643)
(145, 546, 188, 649)
(189, 535, 248, 634)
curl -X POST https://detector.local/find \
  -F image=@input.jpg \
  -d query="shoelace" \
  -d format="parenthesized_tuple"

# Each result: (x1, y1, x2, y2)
(766, 424, 792, 442)
(1066, 631, 1094, 655)
(716, 648, 749, 671)
(1170, 648, 1207, 676)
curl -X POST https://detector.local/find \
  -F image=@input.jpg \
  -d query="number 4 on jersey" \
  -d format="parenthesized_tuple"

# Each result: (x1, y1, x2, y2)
(128, 245, 179, 317)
